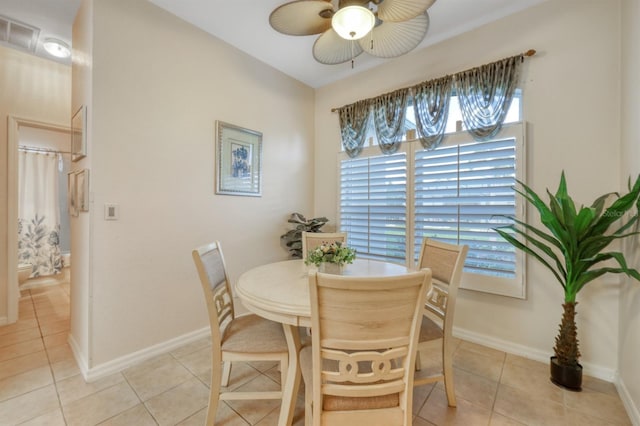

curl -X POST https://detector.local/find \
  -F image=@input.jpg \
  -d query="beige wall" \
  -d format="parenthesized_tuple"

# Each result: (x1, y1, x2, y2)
(315, 0, 626, 376)
(74, 0, 315, 367)
(620, 0, 640, 420)
(0, 46, 71, 324)
(69, 0, 93, 370)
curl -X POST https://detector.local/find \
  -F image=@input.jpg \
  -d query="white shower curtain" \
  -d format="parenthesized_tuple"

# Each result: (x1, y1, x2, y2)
(18, 151, 63, 278)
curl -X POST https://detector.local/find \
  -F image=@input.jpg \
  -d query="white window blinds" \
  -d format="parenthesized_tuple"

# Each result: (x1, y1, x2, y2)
(414, 138, 518, 278)
(339, 152, 407, 262)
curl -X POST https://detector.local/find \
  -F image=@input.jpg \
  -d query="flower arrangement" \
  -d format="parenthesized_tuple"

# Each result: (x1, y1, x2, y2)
(304, 241, 356, 267)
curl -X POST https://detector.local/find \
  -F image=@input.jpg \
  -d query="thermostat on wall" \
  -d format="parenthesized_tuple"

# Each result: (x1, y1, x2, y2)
(104, 204, 119, 220)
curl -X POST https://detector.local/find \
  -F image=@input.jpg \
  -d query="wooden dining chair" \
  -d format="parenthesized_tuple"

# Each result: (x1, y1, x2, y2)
(192, 241, 289, 425)
(301, 269, 431, 426)
(301, 231, 347, 261)
(413, 238, 468, 407)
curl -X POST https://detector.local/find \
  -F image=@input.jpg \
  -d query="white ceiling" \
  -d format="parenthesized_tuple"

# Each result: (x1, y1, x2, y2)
(0, 0, 80, 65)
(1, 0, 546, 87)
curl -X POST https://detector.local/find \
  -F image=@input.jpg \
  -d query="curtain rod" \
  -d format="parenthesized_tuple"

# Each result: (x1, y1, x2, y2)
(19, 145, 70, 155)
(330, 49, 537, 113)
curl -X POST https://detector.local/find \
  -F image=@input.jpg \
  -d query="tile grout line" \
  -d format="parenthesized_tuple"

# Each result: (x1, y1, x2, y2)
(488, 351, 509, 424)
(118, 368, 160, 425)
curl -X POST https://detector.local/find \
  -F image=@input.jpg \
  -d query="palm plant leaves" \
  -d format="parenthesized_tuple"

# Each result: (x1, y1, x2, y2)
(591, 177, 640, 235)
(495, 171, 640, 302)
(494, 227, 565, 287)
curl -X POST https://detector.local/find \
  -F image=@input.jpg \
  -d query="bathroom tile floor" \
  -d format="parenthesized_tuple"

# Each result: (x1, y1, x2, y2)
(0, 284, 633, 425)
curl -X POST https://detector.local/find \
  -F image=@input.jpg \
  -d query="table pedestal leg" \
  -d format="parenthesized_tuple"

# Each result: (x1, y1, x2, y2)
(279, 324, 301, 426)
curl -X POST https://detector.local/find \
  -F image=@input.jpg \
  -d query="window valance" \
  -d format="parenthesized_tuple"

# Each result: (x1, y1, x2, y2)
(372, 88, 409, 155)
(338, 99, 372, 158)
(336, 50, 535, 158)
(413, 75, 453, 150)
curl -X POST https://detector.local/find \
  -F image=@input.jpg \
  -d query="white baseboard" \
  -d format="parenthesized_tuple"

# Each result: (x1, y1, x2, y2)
(453, 326, 617, 382)
(68, 333, 89, 377)
(616, 374, 640, 426)
(79, 327, 211, 382)
(0, 316, 7, 326)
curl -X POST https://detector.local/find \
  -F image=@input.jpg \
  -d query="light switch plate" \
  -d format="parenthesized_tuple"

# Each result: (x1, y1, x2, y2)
(104, 203, 119, 220)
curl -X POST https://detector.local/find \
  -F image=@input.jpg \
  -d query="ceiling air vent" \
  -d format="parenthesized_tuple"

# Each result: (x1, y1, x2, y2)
(0, 15, 40, 52)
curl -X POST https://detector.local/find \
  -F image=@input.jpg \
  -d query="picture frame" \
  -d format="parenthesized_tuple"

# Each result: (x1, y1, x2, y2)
(71, 105, 87, 162)
(67, 171, 78, 217)
(75, 169, 90, 212)
(215, 121, 263, 197)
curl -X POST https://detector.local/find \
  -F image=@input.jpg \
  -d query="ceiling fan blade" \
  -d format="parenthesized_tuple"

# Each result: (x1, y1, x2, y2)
(313, 29, 364, 64)
(270, 0, 334, 36)
(376, 0, 436, 22)
(358, 12, 429, 58)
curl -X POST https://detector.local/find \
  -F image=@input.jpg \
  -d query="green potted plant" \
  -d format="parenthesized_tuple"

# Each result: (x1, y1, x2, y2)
(304, 241, 356, 273)
(280, 213, 329, 258)
(495, 171, 640, 390)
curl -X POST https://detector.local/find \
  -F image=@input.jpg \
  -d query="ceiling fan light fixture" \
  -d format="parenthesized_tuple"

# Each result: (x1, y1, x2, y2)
(43, 38, 70, 58)
(331, 5, 375, 40)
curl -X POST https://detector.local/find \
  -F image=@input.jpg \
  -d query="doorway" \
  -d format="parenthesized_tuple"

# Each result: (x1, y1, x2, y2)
(7, 116, 71, 324)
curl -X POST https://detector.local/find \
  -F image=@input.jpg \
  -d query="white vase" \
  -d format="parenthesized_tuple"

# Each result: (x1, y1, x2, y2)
(319, 262, 343, 274)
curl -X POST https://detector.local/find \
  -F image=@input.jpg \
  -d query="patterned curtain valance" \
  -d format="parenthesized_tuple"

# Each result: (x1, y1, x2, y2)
(412, 75, 453, 150)
(338, 99, 372, 158)
(335, 50, 534, 157)
(372, 88, 410, 155)
(455, 54, 523, 140)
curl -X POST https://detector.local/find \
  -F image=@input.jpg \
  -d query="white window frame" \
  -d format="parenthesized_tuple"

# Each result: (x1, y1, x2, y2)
(337, 122, 527, 299)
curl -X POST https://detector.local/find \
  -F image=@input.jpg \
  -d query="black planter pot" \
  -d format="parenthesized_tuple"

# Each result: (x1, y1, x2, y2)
(550, 356, 582, 391)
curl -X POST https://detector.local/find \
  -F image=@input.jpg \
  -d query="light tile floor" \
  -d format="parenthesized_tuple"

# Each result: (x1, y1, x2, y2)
(0, 284, 632, 425)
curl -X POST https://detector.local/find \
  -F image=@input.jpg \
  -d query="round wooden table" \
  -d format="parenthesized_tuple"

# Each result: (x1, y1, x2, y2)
(236, 258, 415, 426)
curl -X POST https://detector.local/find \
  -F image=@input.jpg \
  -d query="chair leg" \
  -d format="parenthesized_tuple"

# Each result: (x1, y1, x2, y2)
(442, 343, 456, 407)
(280, 355, 288, 393)
(205, 393, 219, 426)
(304, 379, 312, 426)
(207, 358, 223, 425)
(221, 361, 232, 387)
(415, 350, 422, 371)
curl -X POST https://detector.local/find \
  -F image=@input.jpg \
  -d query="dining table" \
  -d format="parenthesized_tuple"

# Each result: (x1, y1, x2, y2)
(235, 258, 419, 426)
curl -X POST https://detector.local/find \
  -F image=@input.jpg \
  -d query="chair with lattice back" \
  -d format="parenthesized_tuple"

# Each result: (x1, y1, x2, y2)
(192, 241, 289, 425)
(300, 269, 431, 426)
(413, 238, 468, 407)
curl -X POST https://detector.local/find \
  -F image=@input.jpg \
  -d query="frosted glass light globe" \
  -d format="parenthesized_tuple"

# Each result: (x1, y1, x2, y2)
(331, 6, 375, 40)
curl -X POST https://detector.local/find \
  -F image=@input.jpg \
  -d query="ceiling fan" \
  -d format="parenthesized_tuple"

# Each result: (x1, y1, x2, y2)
(269, 0, 436, 65)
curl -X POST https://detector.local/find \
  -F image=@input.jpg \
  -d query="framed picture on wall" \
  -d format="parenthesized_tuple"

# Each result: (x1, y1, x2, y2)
(75, 169, 90, 212)
(67, 171, 78, 217)
(215, 121, 262, 197)
(71, 105, 87, 162)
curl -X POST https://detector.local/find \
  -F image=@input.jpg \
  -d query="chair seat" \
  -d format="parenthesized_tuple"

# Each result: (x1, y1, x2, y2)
(222, 314, 288, 353)
(300, 346, 399, 411)
(418, 315, 444, 343)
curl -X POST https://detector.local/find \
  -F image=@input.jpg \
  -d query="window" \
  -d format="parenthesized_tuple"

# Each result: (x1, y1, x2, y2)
(413, 124, 526, 297)
(338, 122, 526, 298)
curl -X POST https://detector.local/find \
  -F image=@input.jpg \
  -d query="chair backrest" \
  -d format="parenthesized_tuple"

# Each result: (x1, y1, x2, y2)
(301, 232, 347, 260)
(308, 269, 431, 426)
(416, 238, 468, 328)
(192, 241, 235, 348)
